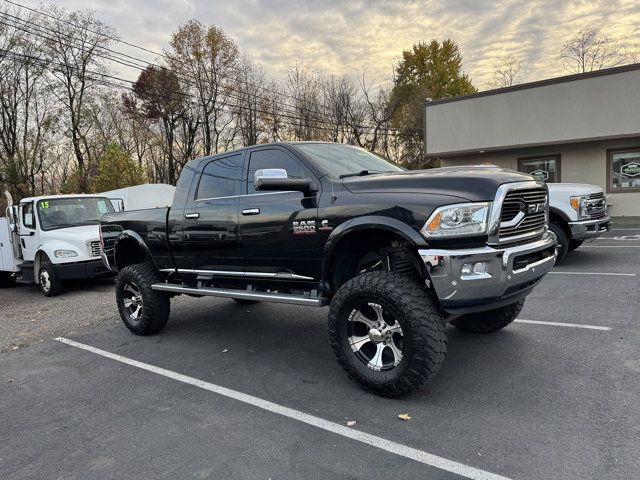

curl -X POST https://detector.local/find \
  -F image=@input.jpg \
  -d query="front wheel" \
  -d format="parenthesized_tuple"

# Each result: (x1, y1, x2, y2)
(328, 272, 447, 397)
(568, 239, 583, 252)
(548, 222, 568, 263)
(451, 299, 524, 333)
(39, 262, 62, 297)
(116, 262, 170, 335)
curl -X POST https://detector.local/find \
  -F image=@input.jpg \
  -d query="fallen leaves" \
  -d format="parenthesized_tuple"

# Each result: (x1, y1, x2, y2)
(346, 420, 356, 427)
(398, 413, 412, 421)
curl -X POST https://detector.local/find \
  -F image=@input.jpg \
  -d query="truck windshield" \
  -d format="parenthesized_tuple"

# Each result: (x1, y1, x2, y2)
(293, 143, 403, 178)
(36, 197, 115, 231)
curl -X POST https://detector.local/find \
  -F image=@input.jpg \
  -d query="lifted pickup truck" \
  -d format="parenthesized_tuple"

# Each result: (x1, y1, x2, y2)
(101, 142, 557, 396)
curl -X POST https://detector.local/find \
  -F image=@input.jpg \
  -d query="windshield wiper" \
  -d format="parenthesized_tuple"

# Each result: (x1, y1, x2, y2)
(339, 170, 384, 179)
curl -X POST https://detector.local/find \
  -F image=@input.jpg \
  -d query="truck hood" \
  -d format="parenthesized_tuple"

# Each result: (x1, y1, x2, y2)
(42, 224, 100, 241)
(547, 183, 603, 195)
(342, 165, 536, 202)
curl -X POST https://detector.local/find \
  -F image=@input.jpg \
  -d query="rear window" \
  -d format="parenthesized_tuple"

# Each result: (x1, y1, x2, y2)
(197, 155, 244, 200)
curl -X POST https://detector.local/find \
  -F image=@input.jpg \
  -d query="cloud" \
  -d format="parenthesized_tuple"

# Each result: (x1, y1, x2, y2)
(29, 0, 640, 88)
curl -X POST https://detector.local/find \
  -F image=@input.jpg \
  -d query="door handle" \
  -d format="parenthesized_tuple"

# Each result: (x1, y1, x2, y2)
(184, 212, 199, 219)
(242, 208, 260, 215)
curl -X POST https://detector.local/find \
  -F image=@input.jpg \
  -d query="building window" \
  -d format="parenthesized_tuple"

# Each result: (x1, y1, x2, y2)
(517, 155, 561, 182)
(607, 147, 640, 193)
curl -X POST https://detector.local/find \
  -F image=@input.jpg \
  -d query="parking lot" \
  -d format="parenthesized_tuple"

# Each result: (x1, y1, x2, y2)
(1, 228, 639, 480)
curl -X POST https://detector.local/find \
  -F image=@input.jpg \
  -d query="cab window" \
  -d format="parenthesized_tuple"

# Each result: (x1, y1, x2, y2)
(22, 202, 35, 229)
(196, 154, 244, 200)
(246, 149, 306, 194)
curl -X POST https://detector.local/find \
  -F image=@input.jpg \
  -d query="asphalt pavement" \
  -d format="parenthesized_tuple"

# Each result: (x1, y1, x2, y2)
(1, 228, 639, 480)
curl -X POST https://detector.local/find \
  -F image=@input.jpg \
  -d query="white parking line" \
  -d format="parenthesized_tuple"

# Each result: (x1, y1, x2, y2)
(515, 319, 611, 331)
(55, 337, 513, 480)
(549, 271, 636, 277)
(580, 245, 640, 248)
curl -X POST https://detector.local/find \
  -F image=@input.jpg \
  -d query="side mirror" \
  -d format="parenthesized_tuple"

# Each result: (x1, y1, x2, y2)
(254, 168, 313, 194)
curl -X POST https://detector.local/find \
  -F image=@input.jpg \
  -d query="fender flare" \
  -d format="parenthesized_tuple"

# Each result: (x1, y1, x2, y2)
(320, 216, 426, 290)
(113, 230, 158, 271)
(548, 206, 571, 224)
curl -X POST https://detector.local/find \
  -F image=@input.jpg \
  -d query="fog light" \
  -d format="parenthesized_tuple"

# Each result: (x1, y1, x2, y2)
(473, 262, 487, 275)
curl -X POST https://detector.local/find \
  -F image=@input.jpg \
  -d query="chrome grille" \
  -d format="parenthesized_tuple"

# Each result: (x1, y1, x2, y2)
(499, 187, 547, 242)
(88, 240, 102, 257)
(585, 192, 607, 219)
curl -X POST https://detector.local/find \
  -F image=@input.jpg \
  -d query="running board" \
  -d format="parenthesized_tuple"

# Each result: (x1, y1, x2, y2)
(151, 283, 328, 307)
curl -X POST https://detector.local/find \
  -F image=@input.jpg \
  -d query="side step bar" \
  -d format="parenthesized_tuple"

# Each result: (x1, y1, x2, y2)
(151, 283, 328, 307)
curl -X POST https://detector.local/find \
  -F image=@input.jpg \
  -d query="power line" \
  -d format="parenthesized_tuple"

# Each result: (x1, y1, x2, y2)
(0, 10, 417, 138)
(4, 0, 423, 136)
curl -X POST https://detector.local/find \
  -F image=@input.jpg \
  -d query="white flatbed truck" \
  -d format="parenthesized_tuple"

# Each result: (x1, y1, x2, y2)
(0, 192, 115, 296)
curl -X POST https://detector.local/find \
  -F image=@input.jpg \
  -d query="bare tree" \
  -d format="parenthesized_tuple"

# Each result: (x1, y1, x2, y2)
(40, 5, 116, 191)
(286, 62, 323, 140)
(0, 6, 56, 198)
(234, 55, 265, 146)
(488, 55, 522, 88)
(168, 20, 238, 155)
(560, 26, 627, 73)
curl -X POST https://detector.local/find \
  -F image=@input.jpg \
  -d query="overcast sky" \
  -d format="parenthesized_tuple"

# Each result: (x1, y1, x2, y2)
(21, 0, 640, 88)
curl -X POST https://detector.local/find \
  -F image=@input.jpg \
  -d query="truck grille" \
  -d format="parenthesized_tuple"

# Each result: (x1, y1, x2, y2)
(499, 187, 548, 243)
(87, 240, 102, 257)
(586, 192, 607, 219)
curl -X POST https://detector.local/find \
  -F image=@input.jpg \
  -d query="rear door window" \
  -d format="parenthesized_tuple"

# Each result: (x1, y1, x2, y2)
(196, 154, 244, 200)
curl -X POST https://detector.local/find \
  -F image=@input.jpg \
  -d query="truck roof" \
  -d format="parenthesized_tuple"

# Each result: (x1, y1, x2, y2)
(19, 193, 110, 204)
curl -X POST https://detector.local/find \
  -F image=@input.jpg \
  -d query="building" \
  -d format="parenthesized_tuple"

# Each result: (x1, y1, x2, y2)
(424, 63, 640, 217)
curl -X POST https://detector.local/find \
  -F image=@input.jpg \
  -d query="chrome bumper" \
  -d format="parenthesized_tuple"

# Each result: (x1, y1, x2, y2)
(419, 231, 557, 314)
(568, 216, 610, 240)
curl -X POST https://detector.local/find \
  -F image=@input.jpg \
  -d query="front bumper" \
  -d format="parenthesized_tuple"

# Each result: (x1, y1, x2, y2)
(419, 231, 557, 315)
(52, 258, 113, 280)
(568, 216, 611, 240)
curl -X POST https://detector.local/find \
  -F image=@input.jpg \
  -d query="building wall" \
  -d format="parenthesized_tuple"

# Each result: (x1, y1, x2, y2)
(424, 66, 640, 156)
(441, 137, 640, 217)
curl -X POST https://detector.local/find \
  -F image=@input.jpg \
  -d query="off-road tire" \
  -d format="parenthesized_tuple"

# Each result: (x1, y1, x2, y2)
(568, 239, 583, 252)
(38, 261, 63, 297)
(549, 222, 568, 263)
(116, 262, 170, 335)
(0, 272, 16, 289)
(328, 271, 447, 397)
(233, 298, 259, 305)
(451, 299, 524, 334)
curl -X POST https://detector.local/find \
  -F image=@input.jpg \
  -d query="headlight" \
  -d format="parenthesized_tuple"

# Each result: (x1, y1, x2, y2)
(54, 249, 78, 258)
(570, 196, 589, 219)
(421, 202, 491, 238)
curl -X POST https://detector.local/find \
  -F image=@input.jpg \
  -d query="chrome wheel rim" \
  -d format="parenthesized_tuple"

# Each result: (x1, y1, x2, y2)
(40, 270, 51, 292)
(347, 302, 404, 371)
(123, 282, 143, 321)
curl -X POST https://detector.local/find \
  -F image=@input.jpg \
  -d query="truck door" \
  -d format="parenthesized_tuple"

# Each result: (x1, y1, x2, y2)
(238, 147, 322, 280)
(18, 202, 39, 261)
(176, 153, 245, 272)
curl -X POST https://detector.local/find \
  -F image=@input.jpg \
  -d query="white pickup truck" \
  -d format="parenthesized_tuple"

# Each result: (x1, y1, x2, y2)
(547, 183, 610, 262)
(0, 193, 115, 295)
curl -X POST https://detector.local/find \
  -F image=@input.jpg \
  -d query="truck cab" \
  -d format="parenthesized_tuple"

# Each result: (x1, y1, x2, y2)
(1, 194, 115, 295)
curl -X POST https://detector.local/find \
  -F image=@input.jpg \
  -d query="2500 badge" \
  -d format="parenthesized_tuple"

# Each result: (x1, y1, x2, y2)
(292, 220, 333, 235)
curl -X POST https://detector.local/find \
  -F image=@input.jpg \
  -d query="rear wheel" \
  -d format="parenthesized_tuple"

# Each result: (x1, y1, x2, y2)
(0, 272, 16, 289)
(116, 262, 170, 335)
(39, 262, 62, 297)
(548, 222, 568, 263)
(451, 300, 524, 334)
(328, 271, 447, 397)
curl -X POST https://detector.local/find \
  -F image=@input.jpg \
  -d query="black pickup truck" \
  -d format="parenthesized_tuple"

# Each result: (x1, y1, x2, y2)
(100, 142, 557, 396)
